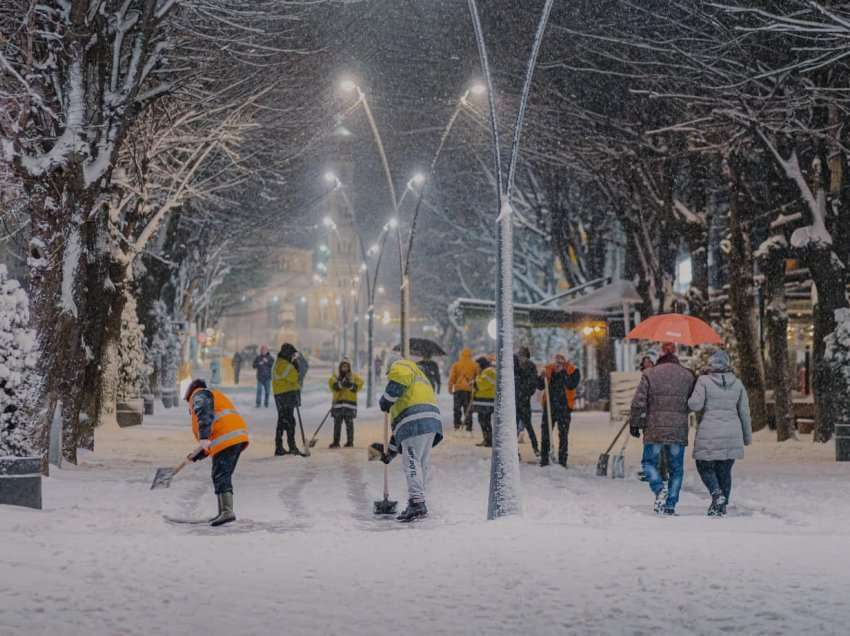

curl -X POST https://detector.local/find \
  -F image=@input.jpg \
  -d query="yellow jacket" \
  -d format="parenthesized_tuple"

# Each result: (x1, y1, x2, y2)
(272, 357, 301, 395)
(328, 372, 364, 409)
(473, 366, 497, 407)
(448, 348, 478, 393)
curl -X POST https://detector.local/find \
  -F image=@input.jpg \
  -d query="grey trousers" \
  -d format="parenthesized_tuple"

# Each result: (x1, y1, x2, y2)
(400, 432, 436, 504)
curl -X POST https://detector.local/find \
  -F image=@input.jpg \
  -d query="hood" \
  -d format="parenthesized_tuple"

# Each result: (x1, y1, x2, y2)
(708, 371, 737, 389)
(460, 348, 472, 360)
(708, 350, 732, 373)
(476, 356, 491, 370)
(279, 343, 297, 360)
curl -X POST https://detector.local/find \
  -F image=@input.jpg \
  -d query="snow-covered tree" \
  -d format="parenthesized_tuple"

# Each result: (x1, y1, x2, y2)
(0, 266, 39, 457)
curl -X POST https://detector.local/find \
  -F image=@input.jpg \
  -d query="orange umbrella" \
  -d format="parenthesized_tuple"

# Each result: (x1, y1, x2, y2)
(626, 313, 721, 346)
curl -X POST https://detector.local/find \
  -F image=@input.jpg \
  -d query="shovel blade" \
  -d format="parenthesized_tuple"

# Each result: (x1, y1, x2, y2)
(595, 454, 610, 477)
(151, 467, 176, 490)
(611, 454, 625, 479)
(374, 497, 398, 515)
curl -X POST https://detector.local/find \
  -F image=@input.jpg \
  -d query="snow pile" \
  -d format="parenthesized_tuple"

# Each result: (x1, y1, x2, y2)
(0, 265, 39, 456)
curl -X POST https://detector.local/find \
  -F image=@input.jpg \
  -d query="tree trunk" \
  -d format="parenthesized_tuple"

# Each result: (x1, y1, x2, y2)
(762, 250, 797, 442)
(726, 160, 769, 432)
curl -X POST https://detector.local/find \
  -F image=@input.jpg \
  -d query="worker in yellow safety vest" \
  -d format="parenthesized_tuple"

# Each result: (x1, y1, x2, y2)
(373, 356, 444, 522)
(184, 378, 250, 526)
(328, 357, 364, 448)
(472, 356, 497, 447)
(272, 342, 303, 456)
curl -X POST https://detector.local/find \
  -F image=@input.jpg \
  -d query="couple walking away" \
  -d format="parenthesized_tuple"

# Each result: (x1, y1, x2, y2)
(630, 343, 752, 516)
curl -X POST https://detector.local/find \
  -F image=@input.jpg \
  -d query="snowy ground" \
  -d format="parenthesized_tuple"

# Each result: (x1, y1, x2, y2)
(2, 385, 850, 636)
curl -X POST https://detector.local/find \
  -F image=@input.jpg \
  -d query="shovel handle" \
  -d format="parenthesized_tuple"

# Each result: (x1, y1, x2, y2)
(383, 413, 390, 499)
(603, 420, 630, 456)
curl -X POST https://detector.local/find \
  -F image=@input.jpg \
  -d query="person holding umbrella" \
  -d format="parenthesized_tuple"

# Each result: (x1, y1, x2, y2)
(629, 342, 695, 515)
(626, 313, 722, 515)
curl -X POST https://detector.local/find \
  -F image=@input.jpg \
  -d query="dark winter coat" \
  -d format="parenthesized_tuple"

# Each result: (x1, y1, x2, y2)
(232, 352, 243, 371)
(689, 364, 753, 461)
(417, 359, 441, 392)
(629, 353, 695, 445)
(536, 365, 581, 415)
(252, 352, 274, 382)
(514, 356, 538, 402)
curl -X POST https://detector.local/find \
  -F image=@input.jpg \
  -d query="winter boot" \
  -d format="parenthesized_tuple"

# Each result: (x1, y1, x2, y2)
(397, 499, 428, 523)
(344, 421, 354, 447)
(662, 507, 677, 516)
(708, 492, 727, 517)
(275, 446, 286, 456)
(210, 492, 236, 527)
(654, 487, 669, 515)
(328, 442, 340, 449)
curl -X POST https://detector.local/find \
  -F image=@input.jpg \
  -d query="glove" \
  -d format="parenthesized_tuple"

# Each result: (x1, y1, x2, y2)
(369, 442, 398, 464)
(188, 439, 211, 462)
(629, 424, 641, 438)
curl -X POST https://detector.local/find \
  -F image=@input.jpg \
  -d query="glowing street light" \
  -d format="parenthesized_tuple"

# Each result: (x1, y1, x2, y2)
(322, 216, 335, 228)
(388, 217, 398, 229)
(339, 78, 358, 94)
(411, 173, 426, 187)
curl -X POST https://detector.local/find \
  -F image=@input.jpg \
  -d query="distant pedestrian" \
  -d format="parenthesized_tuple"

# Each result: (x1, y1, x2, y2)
(514, 347, 539, 457)
(472, 356, 496, 447)
(374, 355, 383, 381)
(629, 342, 695, 515)
(328, 357, 364, 448)
(639, 356, 654, 372)
(418, 352, 441, 394)
(183, 379, 249, 527)
(688, 349, 752, 516)
(538, 354, 580, 467)
(448, 348, 477, 432)
(232, 351, 243, 385)
(209, 357, 221, 387)
(252, 345, 273, 408)
(272, 343, 303, 456)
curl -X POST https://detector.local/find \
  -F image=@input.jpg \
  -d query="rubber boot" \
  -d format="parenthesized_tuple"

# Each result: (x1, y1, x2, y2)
(397, 499, 428, 522)
(208, 495, 222, 523)
(329, 418, 341, 448)
(210, 492, 236, 526)
(344, 420, 354, 447)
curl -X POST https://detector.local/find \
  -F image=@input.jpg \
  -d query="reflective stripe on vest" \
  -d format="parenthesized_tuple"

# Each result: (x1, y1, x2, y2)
(190, 390, 250, 456)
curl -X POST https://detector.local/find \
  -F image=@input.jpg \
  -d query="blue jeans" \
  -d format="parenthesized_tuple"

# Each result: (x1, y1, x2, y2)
(256, 378, 271, 407)
(642, 443, 685, 509)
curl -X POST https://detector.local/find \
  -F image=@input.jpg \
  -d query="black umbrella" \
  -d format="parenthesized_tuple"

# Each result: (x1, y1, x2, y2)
(392, 338, 446, 357)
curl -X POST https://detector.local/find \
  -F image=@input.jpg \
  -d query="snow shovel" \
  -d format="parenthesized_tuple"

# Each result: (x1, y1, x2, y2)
(295, 406, 311, 457)
(151, 458, 189, 490)
(308, 408, 333, 448)
(611, 431, 630, 479)
(373, 413, 398, 515)
(596, 420, 629, 477)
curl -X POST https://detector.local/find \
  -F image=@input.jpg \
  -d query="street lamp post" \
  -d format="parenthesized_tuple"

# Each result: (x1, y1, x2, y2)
(339, 79, 411, 358)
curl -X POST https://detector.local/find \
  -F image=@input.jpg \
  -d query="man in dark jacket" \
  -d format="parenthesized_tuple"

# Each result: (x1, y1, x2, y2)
(514, 347, 539, 457)
(252, 345, 273, 408)
(538, 354, 581, 468)
(629, 342, 695, 515)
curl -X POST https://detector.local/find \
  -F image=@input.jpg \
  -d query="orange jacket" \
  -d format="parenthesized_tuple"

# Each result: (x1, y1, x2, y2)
(189, 388, 250, 456)
(540, 362, 578, 410)
(448, 348, 478, 393)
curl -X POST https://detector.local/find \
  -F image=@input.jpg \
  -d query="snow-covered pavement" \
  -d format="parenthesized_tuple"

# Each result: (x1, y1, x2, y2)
(2, 390, 849, 636)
